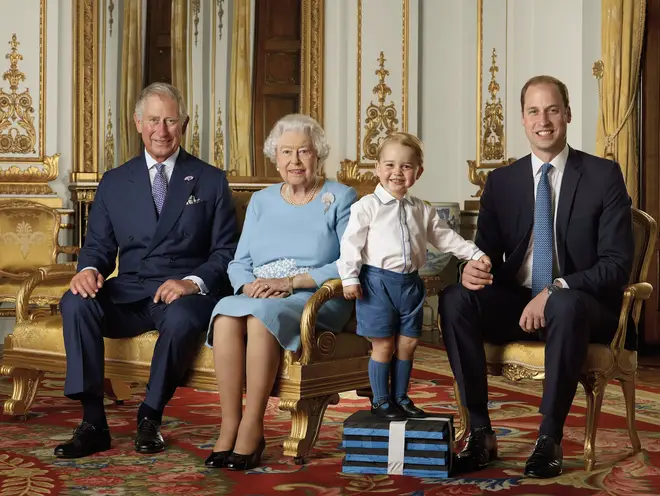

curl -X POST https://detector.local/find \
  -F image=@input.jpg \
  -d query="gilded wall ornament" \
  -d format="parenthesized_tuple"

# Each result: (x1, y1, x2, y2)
(214, 103, 224, 168)
(108, 0, 115, 37)
(362, 52, 399, 162)
(481, 48, 504, 161)
(0, 35, 37, 155)
(217, 0, 224, 40)
(104, 103, 115, 169)
(192, 0, 201, 46)
(191, 105, 200, 157)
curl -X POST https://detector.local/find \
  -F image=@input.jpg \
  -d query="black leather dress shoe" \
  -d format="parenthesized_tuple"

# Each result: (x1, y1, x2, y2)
(54, 421, 111, 458)
(524, 435, 563, 478)
(396, 396, 427, 418)
(135, 418, 165, 454)
(226, 438, 266, 471)
(371, 400, 406, 420)
(205, 449, 233, 468)
(454, 426, 498, 473)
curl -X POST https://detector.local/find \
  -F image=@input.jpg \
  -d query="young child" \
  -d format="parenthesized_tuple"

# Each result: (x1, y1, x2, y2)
(337, 132, 491, 420)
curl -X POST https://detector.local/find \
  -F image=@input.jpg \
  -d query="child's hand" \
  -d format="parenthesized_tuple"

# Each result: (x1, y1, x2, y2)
(343, 284, 363, 300)
(478, 255, 492, 271)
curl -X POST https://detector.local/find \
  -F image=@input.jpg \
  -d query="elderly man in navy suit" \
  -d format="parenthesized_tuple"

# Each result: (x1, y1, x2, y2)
(54, 82, 238, 458)
(440, 75, 634, 478)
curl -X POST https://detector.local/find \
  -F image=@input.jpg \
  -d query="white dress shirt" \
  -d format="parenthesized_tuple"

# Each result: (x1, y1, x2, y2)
(337, 184, 485, 286)
(83, 148, 208, 294)
(517, 144, 569, 289)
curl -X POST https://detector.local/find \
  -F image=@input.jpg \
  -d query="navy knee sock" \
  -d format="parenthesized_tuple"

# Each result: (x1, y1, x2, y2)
(368, 359, 391, 406)
(391, 357, 413, 404)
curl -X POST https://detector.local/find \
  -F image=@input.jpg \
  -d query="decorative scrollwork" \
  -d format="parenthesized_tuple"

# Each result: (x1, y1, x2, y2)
(217, 0, 225, 40)
(362, 52, 399, 161)
(337, 159, 379, 198)
(214, 103, 224, 168)
(108, 0, 115, 37)
(0, 34, 36, 154)
(104, 102, 115, 169)
(481, 48, 504, 161)
(191, 106, 200, 157)
(0, 153, 59, 186)
(316, 331, 336, 356)
(192, 0, 201, 46)
(499, 364, 544, 381)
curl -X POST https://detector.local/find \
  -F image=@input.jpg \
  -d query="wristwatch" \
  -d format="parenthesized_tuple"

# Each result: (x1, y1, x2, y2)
(545, 283, 561, 297)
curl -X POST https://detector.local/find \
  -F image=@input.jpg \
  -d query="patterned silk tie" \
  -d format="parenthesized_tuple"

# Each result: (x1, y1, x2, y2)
(531, 162, 553, 297)
(152, 163, 168, 215)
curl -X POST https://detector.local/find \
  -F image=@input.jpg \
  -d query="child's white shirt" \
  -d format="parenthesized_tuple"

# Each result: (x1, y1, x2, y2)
(337, 184, 485, 286)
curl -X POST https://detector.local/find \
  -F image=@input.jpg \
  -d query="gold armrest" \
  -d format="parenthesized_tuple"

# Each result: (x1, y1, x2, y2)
(15, 263, 76, 324)
(297, 279, 345, 365)
(58, 245, 81, 256)
(611, 282, 654, 352)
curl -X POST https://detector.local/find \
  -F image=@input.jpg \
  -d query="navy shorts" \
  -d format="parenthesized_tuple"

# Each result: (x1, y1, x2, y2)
(355, 265, 425, 339)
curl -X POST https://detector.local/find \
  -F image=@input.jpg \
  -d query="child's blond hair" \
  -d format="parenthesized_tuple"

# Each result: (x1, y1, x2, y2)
(376, 132, 424, 167)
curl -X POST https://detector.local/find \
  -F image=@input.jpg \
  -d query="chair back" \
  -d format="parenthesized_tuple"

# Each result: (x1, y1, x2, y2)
(630, 208, 658, 327)
(0, 200, 61, 278)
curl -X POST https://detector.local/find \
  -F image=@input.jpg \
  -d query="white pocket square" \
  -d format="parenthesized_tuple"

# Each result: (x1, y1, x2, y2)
(186, 195, 203, 205)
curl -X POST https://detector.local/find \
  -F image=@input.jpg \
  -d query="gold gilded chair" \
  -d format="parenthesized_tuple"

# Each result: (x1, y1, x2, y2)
(0, 200, 79, 317)
(450, 208, 657, 471)
(0, 190, 372, 464)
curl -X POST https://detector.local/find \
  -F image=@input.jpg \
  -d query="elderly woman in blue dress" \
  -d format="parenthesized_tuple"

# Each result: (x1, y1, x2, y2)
(204, 114, 357, 470)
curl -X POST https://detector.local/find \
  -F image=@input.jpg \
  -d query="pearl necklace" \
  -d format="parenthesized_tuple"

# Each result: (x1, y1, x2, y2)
(284, 178, 321, 206)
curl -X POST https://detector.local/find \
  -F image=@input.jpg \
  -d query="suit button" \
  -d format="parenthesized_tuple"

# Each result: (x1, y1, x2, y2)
(141, 258, 146, 263)
(139, 278, 145, 283)
(129, 236, 134, 241)
(170, 258, 175, 263)
(183, 232, 189, 238)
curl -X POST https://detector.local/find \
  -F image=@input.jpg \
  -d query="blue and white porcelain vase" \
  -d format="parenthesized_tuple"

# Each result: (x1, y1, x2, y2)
(419, 202, 461, 276)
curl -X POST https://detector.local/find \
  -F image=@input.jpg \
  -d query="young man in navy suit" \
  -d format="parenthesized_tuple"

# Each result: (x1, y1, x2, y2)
(440, 76, 634, 478)
(54, 83, 238, 458)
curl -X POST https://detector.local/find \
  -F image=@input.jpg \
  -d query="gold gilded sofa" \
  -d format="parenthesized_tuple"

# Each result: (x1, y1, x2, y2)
(0, 200, 79, 317)
(449, 208, 657, 471)
(0, 189, 372, 464)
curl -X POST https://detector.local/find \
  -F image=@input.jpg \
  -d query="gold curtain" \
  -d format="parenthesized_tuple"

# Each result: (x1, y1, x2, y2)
(119, 0, 143, 164)
(171, 0, 188, 148)
(229, 0, 252, 176)
(596, 0, 646, 206)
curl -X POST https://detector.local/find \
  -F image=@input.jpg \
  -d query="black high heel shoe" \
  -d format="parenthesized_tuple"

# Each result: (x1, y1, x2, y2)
(205, 449, 233, 468)
(226, 438, 266, 471)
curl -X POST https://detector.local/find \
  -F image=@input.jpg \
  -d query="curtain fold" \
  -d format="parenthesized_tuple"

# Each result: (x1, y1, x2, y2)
(596, 0, 646, 206)
(171, 0, 188, 148)
(119, 0, 144, 164)
(229, 0, 252, 176)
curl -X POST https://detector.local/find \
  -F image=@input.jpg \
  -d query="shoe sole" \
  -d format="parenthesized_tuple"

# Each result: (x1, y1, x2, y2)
(524, 469, 562, 479)
(54, 445, 111, 459)
(135, 445, 165, 454)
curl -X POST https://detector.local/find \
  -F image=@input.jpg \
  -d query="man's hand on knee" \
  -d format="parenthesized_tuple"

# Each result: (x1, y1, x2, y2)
(154, 279, 200, 305)
(70, 269, 104, 298)
(519, 290, 550, 332)
(461, 257, 493, 291)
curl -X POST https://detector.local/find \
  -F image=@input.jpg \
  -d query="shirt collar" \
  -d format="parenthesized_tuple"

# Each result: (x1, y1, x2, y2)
(374, 183, 414, 205)
(145, 147, 181, 170)
(531, 143, 569, 176)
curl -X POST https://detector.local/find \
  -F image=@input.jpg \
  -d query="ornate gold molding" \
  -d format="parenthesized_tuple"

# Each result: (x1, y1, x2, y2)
(72, 0, 99, 182)
(108, 0, 115, 37)
(214, 103, 224, 168)
(337, 159, 379, 198)
(301, 0, 324, 124)
(0, 34, 36, 155)
(0, 153, 59, 195)
(362, 52, 399, 162)
(192, 0, 201, 46)
(402, 0, 408, 132)
(104, 103, 114, 169)
(482, 48, 504, 161)
(217, 0, 225, 40)
(191, 105, 200, 157)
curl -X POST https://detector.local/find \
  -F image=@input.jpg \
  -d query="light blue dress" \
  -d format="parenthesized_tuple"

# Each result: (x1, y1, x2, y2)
(207, 180, 358, 351)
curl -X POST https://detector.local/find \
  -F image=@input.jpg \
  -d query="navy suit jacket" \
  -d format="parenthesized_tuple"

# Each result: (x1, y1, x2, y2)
(476, 147, 634, 312)
(77, 148, 238, 304)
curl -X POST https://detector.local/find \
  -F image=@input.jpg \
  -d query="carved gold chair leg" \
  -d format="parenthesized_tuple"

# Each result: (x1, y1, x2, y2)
(103, 379, 133, 404)
(453, 379, 469, 446)
(0, 365, 45, 418)
(581, 374, 608, 471)
(619, 376, 642, 454)
(279, 393, 340, 465)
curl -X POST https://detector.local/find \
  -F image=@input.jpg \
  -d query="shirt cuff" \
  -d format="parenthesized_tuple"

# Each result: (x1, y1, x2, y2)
(554, 278, 569, 289)
(80, 266, 98, 273)
(341, 277, 361, 287)
(471, 250, 486, 261)
(184, 275, 208, 295)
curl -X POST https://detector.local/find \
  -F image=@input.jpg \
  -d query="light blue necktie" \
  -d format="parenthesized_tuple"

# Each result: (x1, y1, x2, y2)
(531, 162, 553, 297)
(152, 163, 168, 215)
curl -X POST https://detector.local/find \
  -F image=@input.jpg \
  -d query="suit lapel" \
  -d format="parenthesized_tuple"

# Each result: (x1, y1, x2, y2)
(518, 156, 535, 234)
(146, 149, 202, 255)
(556, 147, 582, 275)
(127, 156, 158, 233)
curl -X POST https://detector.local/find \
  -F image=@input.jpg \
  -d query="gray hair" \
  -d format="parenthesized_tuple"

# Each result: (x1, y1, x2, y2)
(134, 82, 188, 121)
(263, 114, 330, 163)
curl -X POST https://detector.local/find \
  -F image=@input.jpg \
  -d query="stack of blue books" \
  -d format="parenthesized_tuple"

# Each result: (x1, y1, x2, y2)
(341, 410, 454, 478)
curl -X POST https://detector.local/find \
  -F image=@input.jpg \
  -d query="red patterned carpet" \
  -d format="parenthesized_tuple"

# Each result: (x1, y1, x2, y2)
(2, 344, 660, 495)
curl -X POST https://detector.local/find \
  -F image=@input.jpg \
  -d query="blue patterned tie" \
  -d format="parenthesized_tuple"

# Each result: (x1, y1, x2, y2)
(152, 163, 168, 215)
(532, 162, 553, 297)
